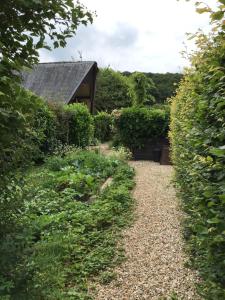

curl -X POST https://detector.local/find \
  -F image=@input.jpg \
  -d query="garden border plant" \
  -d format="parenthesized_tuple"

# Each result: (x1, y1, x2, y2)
(113, 106, 169, 159)
(0, 148, 135, 299)
(170, 29, 225, 300)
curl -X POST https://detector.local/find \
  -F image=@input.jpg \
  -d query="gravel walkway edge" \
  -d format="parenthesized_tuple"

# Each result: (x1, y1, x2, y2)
(93, 145, 200, 300)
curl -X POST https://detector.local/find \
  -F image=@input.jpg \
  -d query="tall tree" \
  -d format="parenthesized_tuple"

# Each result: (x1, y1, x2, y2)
(95, 68, 133, 112)
(131, 72, 156, 106)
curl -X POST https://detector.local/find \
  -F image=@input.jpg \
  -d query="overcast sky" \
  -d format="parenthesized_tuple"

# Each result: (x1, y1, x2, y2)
(39, 0, 212, 73)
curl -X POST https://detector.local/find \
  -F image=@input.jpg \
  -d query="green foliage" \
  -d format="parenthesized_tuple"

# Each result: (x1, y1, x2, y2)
(0, 84, 56, 174)
(114, 107, 169, 149)
(130, 72, 156, 106)
(0, 0, 93, 69)
(0, 149, 135, 299)
(170, 31, 225, 299)
(94, 112, 113, 142)
(194, 0, 225, 30)
(95, 68, 133, 112)
(64, 103, 94, 147)
(0, 92, 93, 176)
(147, 72, 183, 103)
(123, 71, 182, 103)
(0, 0, 94, 172)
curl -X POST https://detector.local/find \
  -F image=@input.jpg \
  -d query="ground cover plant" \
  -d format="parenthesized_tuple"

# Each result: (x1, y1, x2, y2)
(0, 148, 135, 299)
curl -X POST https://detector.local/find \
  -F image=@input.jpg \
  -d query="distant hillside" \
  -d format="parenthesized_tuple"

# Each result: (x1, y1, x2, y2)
(123, 72, 183, 103)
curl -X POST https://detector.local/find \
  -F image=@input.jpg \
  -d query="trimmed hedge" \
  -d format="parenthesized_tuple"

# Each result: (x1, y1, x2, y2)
(64, 103, 93, 147)
(114, 107, 169, 149)
(0, 84, 94, 176)
(0, 84, 57, 173)
(94, 112, 113, 142)
(170, 33, 225, 298)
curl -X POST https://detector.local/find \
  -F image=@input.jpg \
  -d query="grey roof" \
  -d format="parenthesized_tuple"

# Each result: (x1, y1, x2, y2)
(21, 61, 96, 103)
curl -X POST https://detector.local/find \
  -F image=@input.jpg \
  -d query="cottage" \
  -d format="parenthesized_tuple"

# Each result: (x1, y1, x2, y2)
(21, 61, 98, 113)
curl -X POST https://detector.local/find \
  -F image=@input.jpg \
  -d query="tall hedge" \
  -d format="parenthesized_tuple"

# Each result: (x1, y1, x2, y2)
(170, 33, 225, 298)
(64, 103, 93, 147)
(94, 112, 113, 142)
(115, 107, 169, 149)
(0, 83, 57, 174)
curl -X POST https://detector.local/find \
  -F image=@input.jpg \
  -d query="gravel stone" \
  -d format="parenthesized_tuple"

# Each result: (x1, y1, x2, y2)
(94, 155, 200, 300)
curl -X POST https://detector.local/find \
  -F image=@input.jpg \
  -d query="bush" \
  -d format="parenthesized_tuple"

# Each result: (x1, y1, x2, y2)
(64, 103, 93, 147)
(94, 112, 113, 142)
(114, 107, 169, 149)
(0, 83, 57, 174)
(47, 102, 70, 146)
(32, 99, 58, 160)
(170, 32, 225, 298)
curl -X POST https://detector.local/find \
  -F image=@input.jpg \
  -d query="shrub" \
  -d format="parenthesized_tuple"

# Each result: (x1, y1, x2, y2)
(170, 32, 225, 298)
(47, 102, 70, 145)
(94, 112, 113, 142)
(32, 99, 57, 160)
(0, 83, 57, 174)
(114, 107, 169, 149)
(64, 103, 93, 147)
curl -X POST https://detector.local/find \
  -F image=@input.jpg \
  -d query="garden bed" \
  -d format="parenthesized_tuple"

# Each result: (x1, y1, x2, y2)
(1, 149, 135, 299)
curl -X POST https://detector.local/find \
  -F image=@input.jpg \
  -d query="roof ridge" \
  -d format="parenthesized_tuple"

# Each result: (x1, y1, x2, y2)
(38, 61, 96, 65)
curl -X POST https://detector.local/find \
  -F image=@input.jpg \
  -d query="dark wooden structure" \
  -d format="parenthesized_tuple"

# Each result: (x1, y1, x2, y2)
(21, 61, 98, 113)
(131, 138, 172, 165)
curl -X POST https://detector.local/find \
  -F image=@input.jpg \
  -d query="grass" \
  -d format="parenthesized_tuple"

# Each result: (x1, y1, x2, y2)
(1, 148, 135, 299)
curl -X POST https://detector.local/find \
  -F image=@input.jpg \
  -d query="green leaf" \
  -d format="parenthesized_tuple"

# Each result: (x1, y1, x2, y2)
(209, 148, 225, 157)
(196, 7, 211, 14)
(207, 217, 220, 224)
(211, 11, 224, 21)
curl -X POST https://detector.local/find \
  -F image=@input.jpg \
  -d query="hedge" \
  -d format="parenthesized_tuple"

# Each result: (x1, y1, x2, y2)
(64, 103, 93, 147)
(170, 32, 225, 299)
(0, 84, 94, 176)
(0, 84, 58, 174)
(114, 107, 169, 149)
(94, 112, 113, 142)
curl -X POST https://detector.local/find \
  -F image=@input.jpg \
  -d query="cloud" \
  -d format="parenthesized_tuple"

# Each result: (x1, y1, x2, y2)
(106, 23, 139, 48)
(39, 0, 211, 73)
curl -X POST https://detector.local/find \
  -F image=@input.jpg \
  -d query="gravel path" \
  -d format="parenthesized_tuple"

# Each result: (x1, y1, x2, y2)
(94, 152, 200, 299)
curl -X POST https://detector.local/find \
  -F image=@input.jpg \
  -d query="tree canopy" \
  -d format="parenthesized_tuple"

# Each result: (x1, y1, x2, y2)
(130, 72, 156, 106)
(95, 68, 133, 112)
(0, 0, 93, 70)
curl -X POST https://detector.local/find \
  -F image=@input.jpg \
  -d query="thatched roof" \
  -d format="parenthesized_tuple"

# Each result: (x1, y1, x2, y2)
(21, 61, 97, 104)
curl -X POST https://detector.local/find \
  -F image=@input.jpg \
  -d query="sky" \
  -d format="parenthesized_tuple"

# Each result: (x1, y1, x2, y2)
(39, 0, 212, 73)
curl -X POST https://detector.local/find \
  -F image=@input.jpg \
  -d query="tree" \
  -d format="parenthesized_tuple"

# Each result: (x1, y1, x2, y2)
(0, 0, 93, 70)
(131, 72, 156, 106)
(194, 0, 225, 29)
(147, 72, 183, 103)
(95, 68, 133, 112)
(0, 0, 94, 174)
